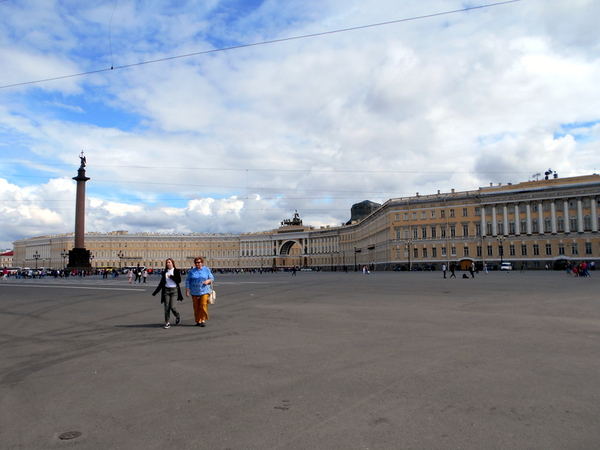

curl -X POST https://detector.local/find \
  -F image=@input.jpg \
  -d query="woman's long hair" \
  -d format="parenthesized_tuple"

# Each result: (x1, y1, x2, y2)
(165, 258, 177, 270)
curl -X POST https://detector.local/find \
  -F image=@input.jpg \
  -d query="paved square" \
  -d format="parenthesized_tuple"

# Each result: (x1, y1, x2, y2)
(1, 270, 599, 449)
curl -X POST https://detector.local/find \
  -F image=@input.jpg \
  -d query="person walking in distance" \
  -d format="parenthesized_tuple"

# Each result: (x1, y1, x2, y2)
(442, 263, 447, 278)
(186, 257, 214, 327)
(152, 258, 183, 329)
(449, 262, 457, 278)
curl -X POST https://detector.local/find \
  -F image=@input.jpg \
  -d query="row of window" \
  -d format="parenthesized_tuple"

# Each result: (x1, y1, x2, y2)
(93, 249, 237, 259)
(394, 198, 597, 222)
(396, 215, 598, 240)
(400, 242, 594, 259)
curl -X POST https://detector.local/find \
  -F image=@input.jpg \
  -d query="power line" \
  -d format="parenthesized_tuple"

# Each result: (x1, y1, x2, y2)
(0, 0, 522, 90)
(1, 160, 545, 175)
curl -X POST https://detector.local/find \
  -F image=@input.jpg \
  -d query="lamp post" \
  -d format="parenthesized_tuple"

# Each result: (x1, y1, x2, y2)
(61, 249, 68, 269)
(404, 239, 412, 271)
(33, 251, 40, 270)
(90, 252, 94, 269)
(354, 247, 360, 272)
(117, 251, 124, 269)
(497, 236, 505, 265)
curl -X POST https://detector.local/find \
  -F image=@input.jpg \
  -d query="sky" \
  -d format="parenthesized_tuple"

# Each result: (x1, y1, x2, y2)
(1, 0, 599, 250)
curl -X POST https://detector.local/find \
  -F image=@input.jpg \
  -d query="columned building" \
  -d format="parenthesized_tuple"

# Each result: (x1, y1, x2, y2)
(12, 175, 600, 271)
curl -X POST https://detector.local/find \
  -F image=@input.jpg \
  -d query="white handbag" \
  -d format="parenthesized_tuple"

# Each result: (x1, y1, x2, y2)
(209, 286, 216, 305)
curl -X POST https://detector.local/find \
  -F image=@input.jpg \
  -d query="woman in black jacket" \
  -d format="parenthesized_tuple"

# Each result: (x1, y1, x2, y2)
(152, 258, 183, 328)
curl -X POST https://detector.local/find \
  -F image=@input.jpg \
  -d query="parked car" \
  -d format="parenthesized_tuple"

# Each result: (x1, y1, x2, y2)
(500, 262, 513, 271)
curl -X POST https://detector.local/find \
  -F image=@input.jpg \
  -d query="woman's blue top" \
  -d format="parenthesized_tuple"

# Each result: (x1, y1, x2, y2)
(185, 266, 214, 296)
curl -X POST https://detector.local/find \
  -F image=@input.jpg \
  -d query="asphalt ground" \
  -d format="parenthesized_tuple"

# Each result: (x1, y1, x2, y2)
(0, 269, 599, 450)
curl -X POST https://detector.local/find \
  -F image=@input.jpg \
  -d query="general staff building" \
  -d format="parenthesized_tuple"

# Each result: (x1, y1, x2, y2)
(13, 174, 600, 271)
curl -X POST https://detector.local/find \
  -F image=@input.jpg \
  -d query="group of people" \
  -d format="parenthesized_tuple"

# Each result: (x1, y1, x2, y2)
(152, 257, 214, 329)
(566, 261, 592, 277)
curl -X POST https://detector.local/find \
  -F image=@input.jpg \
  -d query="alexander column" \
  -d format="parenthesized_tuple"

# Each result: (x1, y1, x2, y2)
(67, 152, 92, 270)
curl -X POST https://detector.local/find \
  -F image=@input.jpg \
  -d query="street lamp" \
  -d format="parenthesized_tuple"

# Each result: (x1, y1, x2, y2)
(61, 249, 68, 269)
(404, 240, 412, 271)
(33, 251, 40, 270)
(90, 252, 94, 268)
(496, 236, 505, 264)
(117, 251, 124, 268)
(354, 247, 361, 272)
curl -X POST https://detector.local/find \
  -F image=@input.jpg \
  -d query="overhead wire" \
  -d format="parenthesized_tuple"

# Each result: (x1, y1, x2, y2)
(0, 0, 522, 90)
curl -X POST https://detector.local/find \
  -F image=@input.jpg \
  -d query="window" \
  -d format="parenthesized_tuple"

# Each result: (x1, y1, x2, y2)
(413, 247, 418, 258)
(487, 245, 493, 256)
(450, 225, 456, 237)
(486, 222, 493, 235)
(475, 223, 481, 236)
(421, 211, 427, 220)
(395, 229, 402, 240)
(441, 247, 447, 256)
(520, 219, 527, 233)
(584, 215, 591, 231)
(510, 245, 516, 256)
(532, 219, 538, 233)
(585, 242, 592, 255)
(432, 247, 437, 257)
(450, 209, 455, 218)
(556, 202, 563, 211)
(404, 213, 408, 221)
(543, 202, 551, 211)
(423, 247, 428, 258)
(557, 216, 564, 232)
(463, 224, 469, 237)
(431, 210, 436, 219)
(571, 243, 579, 255)
(440, 210, 446, 219)
(509, 221, 515, 234)
(569, 200, 576, 210)
(431, 226, 437, 238)
(520, 244, 527, 256)
(422, 227, 427, 239)
(544, 217, 552, 233)
(463, 246, 469, 257)
(462, 208, 468, 217)
(558, 243, 565, 255)
(475, 207, 481, 216)
(508, 204, 515, 214)
(545, 244, 552, 256)
(486, 206, 493, 215)
(531, 203, 538, 212)
(441, 226, 447, 238)
(395, 213, 400, 221)
(412, 212, 417, 220)
(498, 221, 504, 235)
(477, 246, 482, 257)
(413, 228, 418, 239)
(451, 246, 456, 256)
(533, 244, 540, 256)
(570, 217, 578, 231)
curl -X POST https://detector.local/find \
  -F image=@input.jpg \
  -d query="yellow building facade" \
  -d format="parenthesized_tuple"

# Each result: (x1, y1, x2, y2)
(12, 175, 600, 271)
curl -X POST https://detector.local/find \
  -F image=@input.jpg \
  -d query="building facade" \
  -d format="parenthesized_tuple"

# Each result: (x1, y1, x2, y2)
(12, 175, 600, 271)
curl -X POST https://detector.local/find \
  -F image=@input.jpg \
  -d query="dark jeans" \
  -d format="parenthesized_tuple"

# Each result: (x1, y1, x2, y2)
(163, 287, 180, 323)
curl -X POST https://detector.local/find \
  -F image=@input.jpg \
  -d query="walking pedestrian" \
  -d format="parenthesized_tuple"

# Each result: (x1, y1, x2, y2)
(442, 264, 447, 278)
(152, 258, 183, 329)
(185, 257, 214, 327)
(449, 262, 456, 278)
